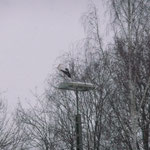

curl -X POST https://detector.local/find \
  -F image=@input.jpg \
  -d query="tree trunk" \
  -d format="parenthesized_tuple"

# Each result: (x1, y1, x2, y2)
(128, 0, 138, 150)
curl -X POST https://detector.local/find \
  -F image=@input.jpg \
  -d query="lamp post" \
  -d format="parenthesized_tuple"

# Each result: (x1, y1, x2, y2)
(58, 81, 94, 150)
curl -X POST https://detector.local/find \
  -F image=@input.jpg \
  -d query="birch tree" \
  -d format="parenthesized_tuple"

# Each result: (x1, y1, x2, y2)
(109, 0, 150, 149)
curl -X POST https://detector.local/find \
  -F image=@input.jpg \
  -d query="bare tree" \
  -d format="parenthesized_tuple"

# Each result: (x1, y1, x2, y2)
(15, 96, 60, 150)
(108, 0, 150, 149)
(45, 5, 115, 150)
(0, 99, 20, 150)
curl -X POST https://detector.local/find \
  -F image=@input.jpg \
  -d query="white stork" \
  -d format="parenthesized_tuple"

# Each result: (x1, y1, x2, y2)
(57, 64, 71, 78)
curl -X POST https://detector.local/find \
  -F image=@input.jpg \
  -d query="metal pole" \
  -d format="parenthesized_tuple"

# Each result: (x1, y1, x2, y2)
(75, 90, 83, 150)
(75, 90, 79, 115)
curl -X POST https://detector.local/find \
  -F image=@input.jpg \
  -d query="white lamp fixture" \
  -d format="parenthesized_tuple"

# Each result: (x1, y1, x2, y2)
(58, 81, 95, 91)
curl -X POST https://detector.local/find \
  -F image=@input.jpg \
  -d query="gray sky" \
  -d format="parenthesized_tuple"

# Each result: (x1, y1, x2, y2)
(0, 0, 103, 110)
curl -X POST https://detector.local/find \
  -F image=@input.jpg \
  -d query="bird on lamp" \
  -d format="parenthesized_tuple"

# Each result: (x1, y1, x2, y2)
(57, 64, 71, 78)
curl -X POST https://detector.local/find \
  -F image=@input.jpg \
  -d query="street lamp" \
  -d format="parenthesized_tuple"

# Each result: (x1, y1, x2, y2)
(58, 81, 95, 150)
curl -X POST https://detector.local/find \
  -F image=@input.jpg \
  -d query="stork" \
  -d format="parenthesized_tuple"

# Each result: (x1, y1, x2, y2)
(57, 64, 71, 78)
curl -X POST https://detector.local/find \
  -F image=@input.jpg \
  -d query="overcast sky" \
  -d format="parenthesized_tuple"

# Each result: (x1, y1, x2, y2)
(0, 0, 104, 110)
